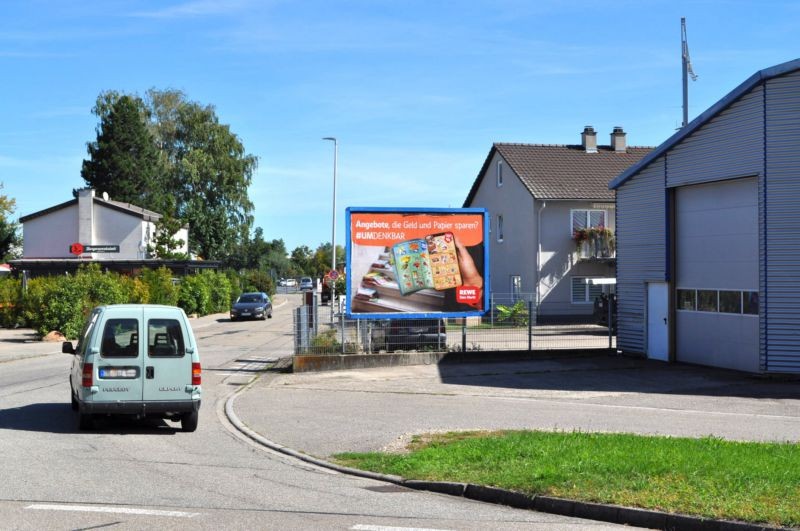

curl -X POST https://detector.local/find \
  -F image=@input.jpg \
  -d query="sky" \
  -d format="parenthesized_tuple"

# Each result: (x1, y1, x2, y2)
(2, 0, 799, 254)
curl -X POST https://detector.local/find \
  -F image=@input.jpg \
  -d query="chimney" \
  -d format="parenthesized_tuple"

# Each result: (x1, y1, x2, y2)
(610, 126, 627, 152)
(77, 188, 95, 248)
(581, 125, 597, 153)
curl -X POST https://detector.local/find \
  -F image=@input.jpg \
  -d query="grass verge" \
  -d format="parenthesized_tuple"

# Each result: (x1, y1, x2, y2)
(333, 430, 800, 528)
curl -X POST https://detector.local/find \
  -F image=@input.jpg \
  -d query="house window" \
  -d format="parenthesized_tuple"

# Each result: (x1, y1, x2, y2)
(571, 209, 607, 233)
(571, 277, 604, 304)
(496, 160, 503, 187)
(497, 214, 504, 242)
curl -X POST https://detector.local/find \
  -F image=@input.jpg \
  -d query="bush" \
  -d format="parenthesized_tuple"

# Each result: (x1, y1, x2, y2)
(141, 267, 178, 306)
(0, 276, 22, 328)
(178, 274, 210, 316)
(240, 269, 275, 296)
(204, 270, 232, 313)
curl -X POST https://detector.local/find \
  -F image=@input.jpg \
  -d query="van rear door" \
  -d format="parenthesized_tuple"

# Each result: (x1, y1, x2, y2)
(143, 307, 194, 402)
(93, 309, 145, 403)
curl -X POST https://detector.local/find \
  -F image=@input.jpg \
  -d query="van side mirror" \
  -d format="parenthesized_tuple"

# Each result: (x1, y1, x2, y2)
(62, 341, 76, 355)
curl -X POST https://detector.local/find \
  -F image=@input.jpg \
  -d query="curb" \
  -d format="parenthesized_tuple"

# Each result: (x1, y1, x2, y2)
(224, 384, 790, 531)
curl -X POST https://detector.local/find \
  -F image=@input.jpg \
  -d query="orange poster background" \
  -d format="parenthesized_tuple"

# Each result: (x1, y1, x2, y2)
(350, 212, 484, 247)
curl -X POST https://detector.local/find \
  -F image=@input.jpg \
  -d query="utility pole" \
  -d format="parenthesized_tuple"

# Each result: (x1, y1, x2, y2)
(681, 17, 698, 128)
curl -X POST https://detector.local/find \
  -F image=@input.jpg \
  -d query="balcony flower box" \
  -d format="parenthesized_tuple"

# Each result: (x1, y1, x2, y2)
(573, 227, 616, 259)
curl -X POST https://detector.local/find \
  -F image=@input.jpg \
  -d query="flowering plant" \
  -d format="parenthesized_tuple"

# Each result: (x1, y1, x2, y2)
(573, 226, 615, 255)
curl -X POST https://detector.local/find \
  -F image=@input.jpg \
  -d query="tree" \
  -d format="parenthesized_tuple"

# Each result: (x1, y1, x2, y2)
(310, 243, 345, 278)
(290, 245, 314, 275)
(83, 89, 257, 261)
(0, 184, 20, 261)
(81, 95, 165, 209)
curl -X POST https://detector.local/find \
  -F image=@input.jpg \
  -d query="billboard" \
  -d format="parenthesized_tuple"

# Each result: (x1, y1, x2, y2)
(346, 207, 489, 318)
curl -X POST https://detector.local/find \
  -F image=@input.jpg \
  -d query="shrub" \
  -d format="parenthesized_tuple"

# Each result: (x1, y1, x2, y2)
(0, 276, 22, 328)
(141, 267, 178, 306)
(204, 270, 232, 313)
(240, 269, 275, 296)
(178, 274, 210, 315)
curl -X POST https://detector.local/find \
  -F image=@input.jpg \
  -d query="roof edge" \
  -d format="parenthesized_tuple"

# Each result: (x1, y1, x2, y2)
(610, 57, 800, 190)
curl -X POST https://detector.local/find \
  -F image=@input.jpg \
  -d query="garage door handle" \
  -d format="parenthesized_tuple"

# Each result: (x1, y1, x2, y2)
(146, 366, 154, 379)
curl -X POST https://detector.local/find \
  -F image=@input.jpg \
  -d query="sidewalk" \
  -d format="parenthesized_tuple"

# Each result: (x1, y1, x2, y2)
(230, 354, 800, 530)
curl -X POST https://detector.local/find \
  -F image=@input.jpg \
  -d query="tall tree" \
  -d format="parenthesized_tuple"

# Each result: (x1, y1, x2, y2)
(0, 184, 20, 261)
(81, 95, 164, 208)
(83, 89, 257, 261)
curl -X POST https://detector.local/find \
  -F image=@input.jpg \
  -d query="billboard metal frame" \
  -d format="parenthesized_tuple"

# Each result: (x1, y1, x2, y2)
(345, 206, 490, 319)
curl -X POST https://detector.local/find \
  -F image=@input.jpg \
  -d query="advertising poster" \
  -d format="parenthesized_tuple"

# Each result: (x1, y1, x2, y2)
(346, 207, 489, 318)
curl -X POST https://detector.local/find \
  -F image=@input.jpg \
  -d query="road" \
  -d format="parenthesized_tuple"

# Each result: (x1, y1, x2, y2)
(0, 295, 633, 530)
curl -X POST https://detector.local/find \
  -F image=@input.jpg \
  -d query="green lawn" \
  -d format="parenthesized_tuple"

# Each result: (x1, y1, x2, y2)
(334, 430, 800, 528)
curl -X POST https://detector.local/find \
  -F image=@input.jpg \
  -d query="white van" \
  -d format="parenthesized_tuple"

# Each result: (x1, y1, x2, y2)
(64, 305, 202, 432)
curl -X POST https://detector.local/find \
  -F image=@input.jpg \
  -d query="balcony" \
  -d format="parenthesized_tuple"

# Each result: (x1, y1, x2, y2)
(573, 228, 616, 261)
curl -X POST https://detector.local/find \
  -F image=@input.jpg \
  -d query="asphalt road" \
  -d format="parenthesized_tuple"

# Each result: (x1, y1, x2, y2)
(0, 296, 633, 530)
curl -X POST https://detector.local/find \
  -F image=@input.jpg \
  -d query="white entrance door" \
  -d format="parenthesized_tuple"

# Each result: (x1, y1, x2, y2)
(647, 282, 669, 361)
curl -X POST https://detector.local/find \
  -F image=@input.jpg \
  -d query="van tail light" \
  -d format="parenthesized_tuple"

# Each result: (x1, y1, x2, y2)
(82, 363, 94, 387)
(192, 362, 202, 385)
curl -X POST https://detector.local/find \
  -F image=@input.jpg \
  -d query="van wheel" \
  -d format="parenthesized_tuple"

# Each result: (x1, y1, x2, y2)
(78, 412, 94, 430)
(181, 411, 199, 432)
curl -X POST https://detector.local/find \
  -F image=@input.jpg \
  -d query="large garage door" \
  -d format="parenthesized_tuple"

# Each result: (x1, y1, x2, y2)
(675, 177, 759, 372)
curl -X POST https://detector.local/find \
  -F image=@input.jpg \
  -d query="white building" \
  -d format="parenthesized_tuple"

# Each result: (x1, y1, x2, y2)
(20, 188, 188, 260)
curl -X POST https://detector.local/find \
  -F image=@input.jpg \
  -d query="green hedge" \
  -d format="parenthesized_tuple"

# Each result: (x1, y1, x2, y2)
(4, 265, 263, 338)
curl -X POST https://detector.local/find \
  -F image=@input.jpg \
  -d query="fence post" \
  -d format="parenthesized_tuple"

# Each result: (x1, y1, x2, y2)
(490, 292, 494, 326)
(528, 300, 533, 352)
(608, 296, 613, 349)
(461, 320, 467, 352)
(340, 312, 345, 354)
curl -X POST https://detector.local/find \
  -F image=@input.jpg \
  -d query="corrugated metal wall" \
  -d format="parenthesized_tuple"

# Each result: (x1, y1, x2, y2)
(615, 157, 666, 354)
(667, 85, 764, 187)
(764, 70, 800, 373)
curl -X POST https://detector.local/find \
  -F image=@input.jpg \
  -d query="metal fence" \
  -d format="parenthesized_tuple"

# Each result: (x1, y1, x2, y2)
(293, 292, 616, 355)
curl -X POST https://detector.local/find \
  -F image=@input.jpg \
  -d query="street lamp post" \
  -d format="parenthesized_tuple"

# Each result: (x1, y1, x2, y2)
(323, 137, 338, 321)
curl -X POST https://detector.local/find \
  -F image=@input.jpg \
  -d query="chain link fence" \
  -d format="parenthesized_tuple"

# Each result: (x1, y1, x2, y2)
(294, 292, 616, 355)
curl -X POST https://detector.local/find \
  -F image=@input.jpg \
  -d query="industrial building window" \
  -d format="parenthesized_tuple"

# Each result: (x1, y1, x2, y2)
(571, 209, 606, 234)
(496, 160, 503, 187)
(571, 277, 604, 304)
(677, 289, 696, 311)
(743, 291, 759, 315)
(497, 215, 504, 242)
(719, 291, 742, 314)
(676, 289, 758, 316)
(697, 290, 718, 312)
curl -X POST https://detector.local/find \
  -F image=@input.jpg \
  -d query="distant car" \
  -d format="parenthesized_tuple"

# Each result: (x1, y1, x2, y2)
(370, 319, 446, 352)
(230, 292, 272, 321)
(278, 279, 287, 287)
(299, 277, 314, 291)
(285, 279, 297, 288)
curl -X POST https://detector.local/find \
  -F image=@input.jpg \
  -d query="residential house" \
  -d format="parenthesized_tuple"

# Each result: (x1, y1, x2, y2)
(12, 188, 214, 277)
(610, 58, 800, 374)
(464, 127, 651, 321)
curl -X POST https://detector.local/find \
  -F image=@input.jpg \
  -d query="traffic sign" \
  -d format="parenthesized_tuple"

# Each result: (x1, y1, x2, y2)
(328, 270, 339, 280)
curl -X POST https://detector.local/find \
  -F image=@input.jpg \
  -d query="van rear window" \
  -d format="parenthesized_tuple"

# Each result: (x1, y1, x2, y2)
(100, 319, 139, 358)
(148, 319, 186, 357)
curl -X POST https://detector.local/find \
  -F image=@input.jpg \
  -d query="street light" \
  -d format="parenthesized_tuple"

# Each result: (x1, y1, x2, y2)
(322, 137, 338, 319)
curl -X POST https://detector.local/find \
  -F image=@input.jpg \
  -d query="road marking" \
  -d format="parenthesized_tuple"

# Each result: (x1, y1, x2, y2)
(351, 525, 453, 531)
(26, 504, 199, 518)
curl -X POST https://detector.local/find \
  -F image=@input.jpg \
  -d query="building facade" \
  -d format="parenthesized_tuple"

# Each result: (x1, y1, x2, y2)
(465, 128, 651, 321)
(610, 58, 800, 374)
